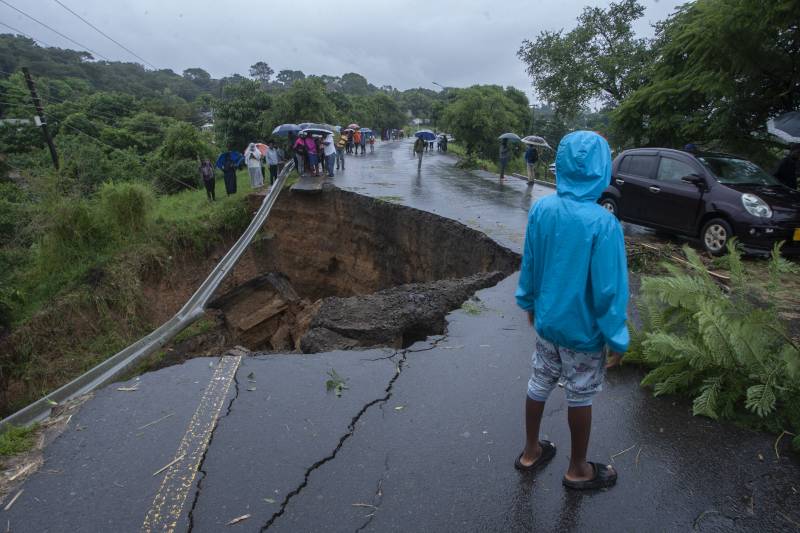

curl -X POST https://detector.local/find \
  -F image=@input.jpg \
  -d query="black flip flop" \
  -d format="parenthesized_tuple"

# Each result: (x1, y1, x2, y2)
(514, 440, 556, 472)
(562, 461, 618, 490)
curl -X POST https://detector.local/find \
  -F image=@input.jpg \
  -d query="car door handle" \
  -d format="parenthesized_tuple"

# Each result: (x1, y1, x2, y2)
(615, 179, 625, 186)
(649, 186, 661, 193)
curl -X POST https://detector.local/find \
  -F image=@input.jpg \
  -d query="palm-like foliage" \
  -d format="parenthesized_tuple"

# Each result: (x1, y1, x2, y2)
(630, 241, 800, 449)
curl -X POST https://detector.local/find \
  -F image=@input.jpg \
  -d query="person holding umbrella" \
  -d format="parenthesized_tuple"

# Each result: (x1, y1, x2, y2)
(353, 128, 363, 156)
(223, 155, 237, 195)
(244, 143, 264, 188)
(336, 132, 347, 170)
(525, 144, 539, 184)
(293, 132, 308, 176)
(413, 134, 426, 170)
(323, 133, 337, 178)
(499, 138, 511, 180)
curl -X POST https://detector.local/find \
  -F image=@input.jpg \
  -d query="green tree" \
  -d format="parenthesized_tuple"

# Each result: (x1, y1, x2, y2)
(517, 0, 651, 114)
(159, 122, 213, 161)
(249, 61, 274, 85)
(612, 0, 800, 162)
(441, 85, 529, 159)
(212, 79, 272, 149)
(339, 73, 370, 96)
(265, 78, 338, 129)
(275, 69, 306, 88)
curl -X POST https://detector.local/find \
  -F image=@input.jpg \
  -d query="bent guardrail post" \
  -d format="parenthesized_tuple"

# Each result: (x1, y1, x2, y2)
(0, 161, 295, 430)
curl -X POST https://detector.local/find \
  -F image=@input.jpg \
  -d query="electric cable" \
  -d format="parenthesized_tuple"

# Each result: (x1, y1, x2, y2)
(0, 20, 53, 47)
(52, 0, 157, 69)
(0, 0, 111, 60)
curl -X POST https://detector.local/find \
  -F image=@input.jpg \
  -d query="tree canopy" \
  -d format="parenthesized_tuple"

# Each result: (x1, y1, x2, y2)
(612, 0, 800, 161)
(518, 0, 651, 114)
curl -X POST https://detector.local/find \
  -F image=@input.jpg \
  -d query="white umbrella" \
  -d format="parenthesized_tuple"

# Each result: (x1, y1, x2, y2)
(521, 135, 552, 149)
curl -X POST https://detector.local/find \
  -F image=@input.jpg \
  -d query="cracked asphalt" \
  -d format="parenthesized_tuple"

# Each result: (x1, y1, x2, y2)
(3, 140, 799, 532)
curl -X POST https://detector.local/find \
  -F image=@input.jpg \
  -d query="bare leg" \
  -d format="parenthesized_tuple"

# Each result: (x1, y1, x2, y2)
(565, 406, 596, 481)
(519, 396, 545, 466)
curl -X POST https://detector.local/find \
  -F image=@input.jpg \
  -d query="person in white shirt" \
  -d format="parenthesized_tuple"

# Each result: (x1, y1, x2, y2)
(244, 143, 264, 188)
(265, 140, 280, 185)
(323, 133, 337, 178)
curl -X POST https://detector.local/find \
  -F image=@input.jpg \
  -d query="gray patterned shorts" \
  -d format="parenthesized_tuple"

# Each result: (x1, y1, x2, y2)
(527, 335, 606, 407)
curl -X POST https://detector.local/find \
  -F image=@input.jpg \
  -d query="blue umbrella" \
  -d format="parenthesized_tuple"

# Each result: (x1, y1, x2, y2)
(215, 151, 243, 170)
(271, 123, 300, 136)
(415, 130, 436, 141)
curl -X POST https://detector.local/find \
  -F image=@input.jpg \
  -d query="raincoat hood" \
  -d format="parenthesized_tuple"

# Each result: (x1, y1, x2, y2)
(555, 131, 612, 202)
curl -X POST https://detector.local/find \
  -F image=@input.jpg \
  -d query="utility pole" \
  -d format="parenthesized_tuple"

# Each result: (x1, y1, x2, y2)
(22, 67, 59, 170)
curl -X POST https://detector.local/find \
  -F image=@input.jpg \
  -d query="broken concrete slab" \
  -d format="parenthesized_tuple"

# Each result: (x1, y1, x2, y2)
(300, 272, 506, 352)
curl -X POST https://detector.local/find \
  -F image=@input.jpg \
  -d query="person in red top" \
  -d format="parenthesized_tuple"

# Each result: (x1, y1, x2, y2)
(353, 129, 362, 155)
(304, 134, 319, 176)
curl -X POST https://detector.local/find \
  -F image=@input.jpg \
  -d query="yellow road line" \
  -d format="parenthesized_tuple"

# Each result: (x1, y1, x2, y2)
(142, 355, 241, 532)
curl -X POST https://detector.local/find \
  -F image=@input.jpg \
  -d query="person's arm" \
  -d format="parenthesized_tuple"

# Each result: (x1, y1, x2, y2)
(515, 207, 538, 319)
(590, 220, 630, 358)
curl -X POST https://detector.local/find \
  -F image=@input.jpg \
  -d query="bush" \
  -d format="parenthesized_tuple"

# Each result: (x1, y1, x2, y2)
(97, 181, 153, 237)
(629, 242, 800, 450)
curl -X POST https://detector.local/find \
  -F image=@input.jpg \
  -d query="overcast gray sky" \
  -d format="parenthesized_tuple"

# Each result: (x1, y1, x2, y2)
(3, 0, 684, 100)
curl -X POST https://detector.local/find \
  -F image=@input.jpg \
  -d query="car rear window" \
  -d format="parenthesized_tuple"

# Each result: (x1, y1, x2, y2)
(697, 156, 780, 186)
(619, 155, 657, 178)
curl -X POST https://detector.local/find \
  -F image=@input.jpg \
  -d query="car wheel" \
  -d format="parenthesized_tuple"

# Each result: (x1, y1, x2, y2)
(600, 197, 618, 217)
(701, 218, 733, 256)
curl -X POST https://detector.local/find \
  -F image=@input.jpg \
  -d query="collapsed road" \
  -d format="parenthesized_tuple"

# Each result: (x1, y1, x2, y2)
(2, 140, 798, 532)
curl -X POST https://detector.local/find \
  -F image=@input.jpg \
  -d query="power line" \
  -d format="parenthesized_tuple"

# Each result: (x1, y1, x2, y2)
(0, 0, 110, 60)
(0, 20, 54, 47)
(52, 0, 157, 70)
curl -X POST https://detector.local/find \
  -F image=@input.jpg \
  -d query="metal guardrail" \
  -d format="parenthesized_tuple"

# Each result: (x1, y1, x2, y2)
(0, 161, 295, 430)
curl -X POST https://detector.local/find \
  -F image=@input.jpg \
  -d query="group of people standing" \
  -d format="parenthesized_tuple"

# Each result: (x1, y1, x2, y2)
(198, 141, 282, 202)
(343, 128, 375, 155)
(289, 127, 377, 178)
(291, 132, 338, 178)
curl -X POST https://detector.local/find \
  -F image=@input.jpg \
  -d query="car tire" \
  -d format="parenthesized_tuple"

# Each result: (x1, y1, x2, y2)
(600, 197, 618, 218)
(701, 218, 733, 256)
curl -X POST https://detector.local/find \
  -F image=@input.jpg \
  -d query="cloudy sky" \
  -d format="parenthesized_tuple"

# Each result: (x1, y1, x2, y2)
(3, 0, 684, 100)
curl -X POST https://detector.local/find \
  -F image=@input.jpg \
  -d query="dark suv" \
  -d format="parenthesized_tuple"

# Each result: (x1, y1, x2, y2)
(598, 148, 800, 255)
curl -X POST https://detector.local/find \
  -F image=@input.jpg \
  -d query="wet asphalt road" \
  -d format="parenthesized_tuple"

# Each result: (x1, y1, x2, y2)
(3, 140, 799, 532)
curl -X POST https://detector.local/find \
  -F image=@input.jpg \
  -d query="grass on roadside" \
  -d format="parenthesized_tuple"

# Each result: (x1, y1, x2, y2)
(447, 142, 553, 182)
(0, 424, 38, 456)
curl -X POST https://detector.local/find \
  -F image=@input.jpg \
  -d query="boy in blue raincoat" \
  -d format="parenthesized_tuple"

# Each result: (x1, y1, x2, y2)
(514, 130, 628, 490)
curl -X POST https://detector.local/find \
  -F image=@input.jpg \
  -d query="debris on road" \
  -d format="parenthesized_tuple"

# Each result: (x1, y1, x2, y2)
(151, 453, 185, 477)
(226, 514, 251, 526)
(3, 490, 23, 511)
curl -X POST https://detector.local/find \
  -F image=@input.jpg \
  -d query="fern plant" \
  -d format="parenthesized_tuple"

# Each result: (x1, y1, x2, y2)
(630, 241, 800, 450)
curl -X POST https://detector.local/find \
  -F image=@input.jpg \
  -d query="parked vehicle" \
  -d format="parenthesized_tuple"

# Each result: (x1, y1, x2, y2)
(598, 148, 800, 255)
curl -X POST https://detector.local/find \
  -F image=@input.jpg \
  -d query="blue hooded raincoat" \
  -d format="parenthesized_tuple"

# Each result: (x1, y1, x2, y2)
(515, 131, 629, 353)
